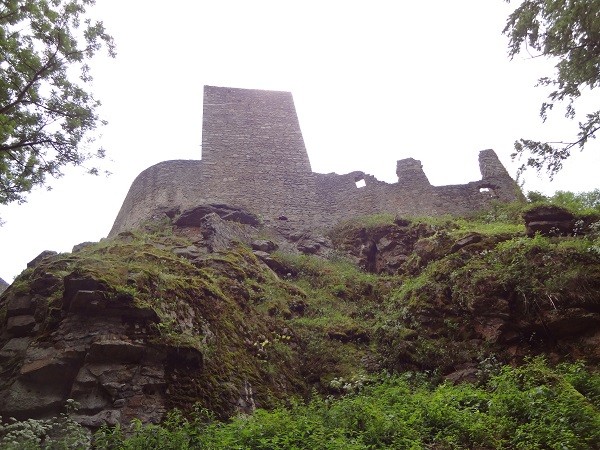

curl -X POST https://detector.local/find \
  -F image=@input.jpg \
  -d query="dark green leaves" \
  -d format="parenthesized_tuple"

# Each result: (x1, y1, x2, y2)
(0, 0, 114, 204)
(504, 0, 600, 177)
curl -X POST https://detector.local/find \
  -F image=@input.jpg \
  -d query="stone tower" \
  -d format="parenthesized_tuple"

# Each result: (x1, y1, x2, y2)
(200, 86, 318, 219)
(109, 86, 523, 236)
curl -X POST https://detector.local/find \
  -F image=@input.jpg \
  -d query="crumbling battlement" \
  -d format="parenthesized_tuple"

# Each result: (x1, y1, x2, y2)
(109, 86, 522, 235)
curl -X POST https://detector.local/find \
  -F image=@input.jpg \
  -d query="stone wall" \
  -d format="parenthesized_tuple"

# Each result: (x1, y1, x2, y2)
(312, 149, 521, 225)
(200, 86, 318, 219)
(109, 86, 522, 236)
(110, 160, 204, 235)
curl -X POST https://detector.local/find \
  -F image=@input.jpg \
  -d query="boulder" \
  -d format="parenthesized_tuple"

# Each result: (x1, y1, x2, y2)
(0, 379, 67, 419)
(6, 315, 37, 337)
(296, 235, 330, 255)
(0, 337, 32, 363)
(6, 295, 36, 317)
(523, 205, 575, 237)
(413, 234, 451, 265)
(27, 250, 57, 269)
(0, 277, 8, 294)
(63, 275, 108, 310)
(451, 233, 483, 252)
(176, 204, 260, 227)
(297, 241, 320, 254)
(69, 290, 108, 313)
(445, 366, 478, 384)
(253, 251, 297, 277)
(20, 355, 80, 385)
(172, 245, 202, 260)
(30, 273, 61, 294)
(251, 239, 278, 253)
(72, 241, 96, 253)
(178, 212, 256, 253)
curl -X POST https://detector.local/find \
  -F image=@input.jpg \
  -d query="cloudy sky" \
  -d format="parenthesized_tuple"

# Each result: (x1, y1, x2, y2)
(1, 0, 599, 282)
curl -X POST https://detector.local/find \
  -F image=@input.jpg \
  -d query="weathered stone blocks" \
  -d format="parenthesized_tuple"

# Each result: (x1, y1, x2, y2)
(109, 86, 523, 236)
(6, 315, 36, 336)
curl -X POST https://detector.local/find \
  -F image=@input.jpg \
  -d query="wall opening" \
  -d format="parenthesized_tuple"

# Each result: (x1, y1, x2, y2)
(355, 178, 366, 188)
(479, 185, 497, 197)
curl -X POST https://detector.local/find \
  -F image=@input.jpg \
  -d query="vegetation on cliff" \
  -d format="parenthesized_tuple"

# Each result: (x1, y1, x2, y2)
(1, 358, 599, 449)
(93, 358, 600, 449)
(0, 191, 599, 448)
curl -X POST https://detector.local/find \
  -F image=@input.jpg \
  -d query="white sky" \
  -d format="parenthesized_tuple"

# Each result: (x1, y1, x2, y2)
(1, 0, 599, 281)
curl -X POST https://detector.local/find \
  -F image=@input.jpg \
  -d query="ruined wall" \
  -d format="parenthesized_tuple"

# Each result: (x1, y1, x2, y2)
(110, 160, 204, 235)
(109, 86, 522, 236)
(313, 149, 521, 225)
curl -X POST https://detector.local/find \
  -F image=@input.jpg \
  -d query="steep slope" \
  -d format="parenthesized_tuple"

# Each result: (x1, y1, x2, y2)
(0, 203, 599, 430)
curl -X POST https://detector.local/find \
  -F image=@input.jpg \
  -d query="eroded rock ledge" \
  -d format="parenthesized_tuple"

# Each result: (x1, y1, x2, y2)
(1, 203, 599, 429)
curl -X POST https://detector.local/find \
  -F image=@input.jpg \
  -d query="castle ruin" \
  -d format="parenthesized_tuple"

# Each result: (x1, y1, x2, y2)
(110, 86, 521, 235)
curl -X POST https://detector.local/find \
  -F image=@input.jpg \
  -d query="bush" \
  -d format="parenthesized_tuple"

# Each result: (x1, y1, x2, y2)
(527, 189, 600, 216)
(90, 359, 599, 449)
(0, 400, 90, 449)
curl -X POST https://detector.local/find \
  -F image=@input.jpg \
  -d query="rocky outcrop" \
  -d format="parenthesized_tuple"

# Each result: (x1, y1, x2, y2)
(72, 241, 97, 253)
(523, 205, 575, 237)
(0, 277, 7, 294)
(332, 223, 408, 274)
(175, 211, 257, 255)
(331, 220, 500, 275)
(331, 217, 600, 374)
(251, 240, 278, 253)
(2, 202, 599, 430)
(175, 204, 261, 228)
(0, 271, 184, 425)
(27, 250, 58, 269)
(0, 221, 312, 428)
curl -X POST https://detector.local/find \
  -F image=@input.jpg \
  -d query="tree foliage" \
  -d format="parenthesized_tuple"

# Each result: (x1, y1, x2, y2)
(503, 0, 600, 177)
(0, 0, 114, 205)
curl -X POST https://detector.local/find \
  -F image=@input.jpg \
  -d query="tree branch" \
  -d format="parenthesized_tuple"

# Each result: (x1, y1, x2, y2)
(0, 47, 62, 115)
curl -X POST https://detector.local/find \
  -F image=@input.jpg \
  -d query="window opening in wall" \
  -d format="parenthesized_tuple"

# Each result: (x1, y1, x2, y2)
(355, 178, 366, 188)
(479, 186, 497, 197)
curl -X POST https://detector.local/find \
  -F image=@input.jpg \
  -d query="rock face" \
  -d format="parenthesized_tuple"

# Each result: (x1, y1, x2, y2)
(523, 205, 575, 237)
(333, 218, 600, 369)
(2, 202, 599, 430)
(0, 273, 178, 424)
(27, 250, 58, 269)
(0, 211, 316, 427)
(0, 277, 8, 294)
(332, 220, 482, 275)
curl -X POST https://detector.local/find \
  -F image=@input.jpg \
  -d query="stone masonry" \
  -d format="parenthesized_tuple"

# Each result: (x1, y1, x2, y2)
(110, 86, 522, 235)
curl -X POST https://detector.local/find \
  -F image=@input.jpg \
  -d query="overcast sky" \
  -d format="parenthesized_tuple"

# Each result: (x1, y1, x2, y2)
(1, 1, 599, 282)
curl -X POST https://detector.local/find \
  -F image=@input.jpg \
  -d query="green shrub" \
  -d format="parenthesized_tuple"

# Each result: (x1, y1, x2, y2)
(0, 400, 90, 449)
(527, 189, 600, 216)
(88, 359, 599, 449)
